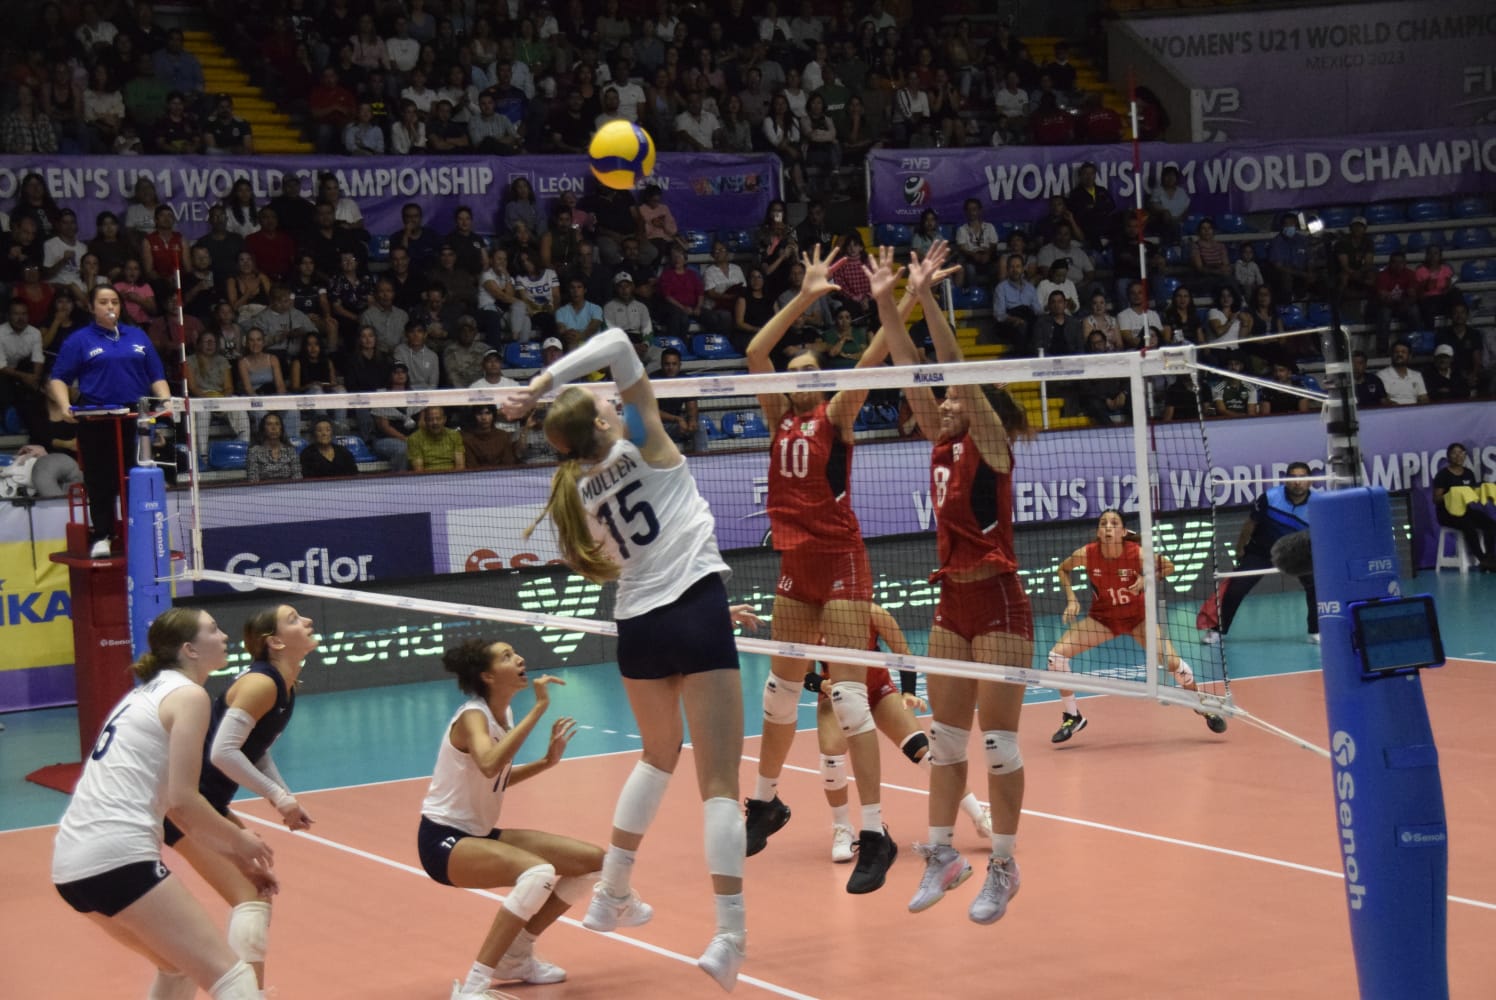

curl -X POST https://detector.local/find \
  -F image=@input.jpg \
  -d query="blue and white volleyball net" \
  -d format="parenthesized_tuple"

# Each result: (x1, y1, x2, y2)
(162, 346, 1323, 748)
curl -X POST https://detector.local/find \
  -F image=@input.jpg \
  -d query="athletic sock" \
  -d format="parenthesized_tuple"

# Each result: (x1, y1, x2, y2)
(1061, 695, 1079, 715)
(959, 792, 984, 822)
(463, 961, 496, 993)
(509, 930, 538, 957)
(830, 803, 851, 827)
(752, 774, 778, 802)
(599, 845, 637, 897)
(929, 825, 955, 847)
(991, 833, 1017, 861)
(714, 892, 747, 937)
(860, 803, 883, 834)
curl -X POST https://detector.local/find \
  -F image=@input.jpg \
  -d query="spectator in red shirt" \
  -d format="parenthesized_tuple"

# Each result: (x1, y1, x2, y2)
(1029, 92, 1074, 146)
(827, 233, 874, 320)
(1367, 251, 1419, 354)
(654, 244, 706, 341)
(1076, 93, 1123, 143)
(308, 66, 357, 153)
(245, 207, 297, 283)
(1414, 245, 1460, 328)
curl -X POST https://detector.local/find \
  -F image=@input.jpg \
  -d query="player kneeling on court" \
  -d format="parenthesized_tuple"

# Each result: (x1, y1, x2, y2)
(1048, 511, 1227, 743)
(418, 638, 604, 1000)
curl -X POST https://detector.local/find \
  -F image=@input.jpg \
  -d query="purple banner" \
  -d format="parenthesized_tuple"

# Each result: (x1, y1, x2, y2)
(0, 152, 781, 240)
(868, 126, 1496, 226)
(1125, 0, 1496, 141)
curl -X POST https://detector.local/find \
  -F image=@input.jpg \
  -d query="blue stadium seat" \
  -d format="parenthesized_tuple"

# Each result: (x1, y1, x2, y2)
(1181, 214, 1206, 236)
(654, 334, 693, 360)
(289, 437, 307, 452)
(1453, 227, 1493, 250)
(738, 412, 769, 438)
(1407, 199, 1449, 222)
(1163, 244, 1185, 266)
(856, 402, 899, 431)
(0, 453, 12, 467)
(997, 222, 1019, 241)
(1404, 330, 1438, 355)
(1306, 302, 1333, 327)
(1217, 214, 1251, 234)
(504, 342, 542, 368)
(1154, 276, 1182, 306)
(368, 234, 391, 263)
(690, 333, 741, 359)
(1364, 203, 1405, 225)
(208, 441, 248, 471)
(1460, 259, 1496, 283)
(1277, 304, 1306, 330)
(721, 229, 756, 254)
(1453, 196, 1490, 219)
(1317, 207, 1358, 230)
(1295, 374, 1323, 393)
(1404, 230, 1445, 253)
(873, 223, 912, 247)
(952, 285, 989, 309)
(337, 436, 377, 463)
(683, 230, 715, 255)
(1372, 232, 1402, 255)
(701, 416, 721, 440)
(2, 406, 21, 435)
(938, 223, 957, 242)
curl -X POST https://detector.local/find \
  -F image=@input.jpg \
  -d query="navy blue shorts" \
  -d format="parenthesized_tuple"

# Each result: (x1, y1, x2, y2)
(56, 860, 171, 916)
(163, 794, 232, 847)
(615, 573, 741, 681)
(418, 815, 501, 886)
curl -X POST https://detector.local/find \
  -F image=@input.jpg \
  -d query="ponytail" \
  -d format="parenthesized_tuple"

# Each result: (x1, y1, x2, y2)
(522, 386, 620, 583)
(981, 384, 1035, 441)
(131, 607, 207, 681)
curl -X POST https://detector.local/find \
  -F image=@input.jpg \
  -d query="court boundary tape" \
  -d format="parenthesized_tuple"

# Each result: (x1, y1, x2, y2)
(234, 813, 820, 1000)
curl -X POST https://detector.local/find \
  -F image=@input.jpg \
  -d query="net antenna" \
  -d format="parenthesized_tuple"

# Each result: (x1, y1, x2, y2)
(174, 347, 1325, 753)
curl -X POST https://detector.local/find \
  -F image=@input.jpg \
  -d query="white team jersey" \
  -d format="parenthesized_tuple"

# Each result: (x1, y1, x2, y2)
(421, 698, 515, 837)
(52, 670, 196, 883)
(578, 438, 729, 619)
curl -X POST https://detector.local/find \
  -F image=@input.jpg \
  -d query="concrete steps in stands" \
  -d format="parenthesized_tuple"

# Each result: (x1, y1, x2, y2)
(181, 29, 314, 153)
(1025, 35, 1135, 139)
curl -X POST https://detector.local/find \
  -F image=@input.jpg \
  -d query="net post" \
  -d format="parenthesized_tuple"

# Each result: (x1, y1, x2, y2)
(172, 249, 204, 579)
(1128, 71, 1149, 313)
(1127, 354, 1161, 702)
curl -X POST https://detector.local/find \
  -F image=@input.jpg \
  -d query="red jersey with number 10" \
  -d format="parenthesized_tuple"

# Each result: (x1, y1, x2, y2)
(1084, 540, 1146, 625)
(931, 432, 1016, 577)
(766, 401, 862, 551)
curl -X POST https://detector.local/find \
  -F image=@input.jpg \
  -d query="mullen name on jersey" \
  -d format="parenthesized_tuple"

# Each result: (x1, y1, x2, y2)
(580, 450, 640, 503)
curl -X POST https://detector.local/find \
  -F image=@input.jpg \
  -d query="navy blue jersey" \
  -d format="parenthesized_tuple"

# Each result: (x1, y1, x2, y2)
(1246, 485, 1310, 555)
(50, 322, 166, 406)
(199, 660, 296, 809)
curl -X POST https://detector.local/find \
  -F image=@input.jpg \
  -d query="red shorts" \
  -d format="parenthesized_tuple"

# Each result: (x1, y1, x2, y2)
(776, 547, 874, 605)
(1092, 610, 1145, 638)
(933, 572, 1034, 643)
(818, 666, 898, 709)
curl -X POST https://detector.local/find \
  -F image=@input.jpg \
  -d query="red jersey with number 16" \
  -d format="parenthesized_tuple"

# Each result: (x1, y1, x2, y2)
(766, 401, 862, 551)
(931, 432, 1016, 577)
(1084, 540, 1146, 626)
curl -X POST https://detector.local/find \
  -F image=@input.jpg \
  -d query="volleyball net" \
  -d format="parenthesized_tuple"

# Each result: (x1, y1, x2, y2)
(162, 346, 1325, 749)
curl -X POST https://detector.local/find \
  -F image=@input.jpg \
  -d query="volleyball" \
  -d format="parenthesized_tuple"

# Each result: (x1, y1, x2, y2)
(588, 121, 657, 190)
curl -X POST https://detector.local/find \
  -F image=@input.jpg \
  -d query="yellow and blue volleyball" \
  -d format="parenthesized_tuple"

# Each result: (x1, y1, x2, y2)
(588, 121, 657, 190)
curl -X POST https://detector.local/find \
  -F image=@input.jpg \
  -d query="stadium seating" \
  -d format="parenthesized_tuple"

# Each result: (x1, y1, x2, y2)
(1460, 259, 1496, 283)
(721, 229, 756, 254)
(1217, 214, 1251, 234)
(208, 441, 249, 471)
(1372, 232, 1402, 255)
(1453, 196, 1490, 219)
(337, 436, 378, 463)
(2, 407, 22, 435)
(701, 416, 721, 440)
(1453, 227, 1493, 250)
(1364, 203, 1405, 225)
(1277, 303, 1307, 330)
(873, 223, 912, 247)
(368, 234, 391, 263)
(683, 230, 715, 255)
(1407, 199, 1449, 222)
(1306, 302, 1333, 327)
(690, 334, 741, 360)
(1317, 207, 1357, 230)
(721, 411, 769, 438)
(1404, 230, 1444, 253)
(952, 285, 990, 309)
(655, 334, 693, 360)
(504, 342, 542, 368)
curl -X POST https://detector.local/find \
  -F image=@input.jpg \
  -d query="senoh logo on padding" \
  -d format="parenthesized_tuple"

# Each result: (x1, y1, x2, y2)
(1331, 730, 1366, 910)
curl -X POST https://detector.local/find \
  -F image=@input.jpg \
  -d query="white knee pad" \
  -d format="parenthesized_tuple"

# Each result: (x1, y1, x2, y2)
(702, 796, 745, 879)
(928, 722, 970, 766)
(983, 731, 1023, 775)
(1047, 651, 1072, 673)
(829, 681, 875, 738)
(763, 673, 801, 726)
(553, 871, 599, 906)
(820, 753, 849, 791)
(1174, 660, 1195, 686)
(613, 760, 672, 835)
(227, 900, 271, 964)
(148, 970, 196, 1000)
(504, 863, 557, 922)
(208, 961, 260, 1000)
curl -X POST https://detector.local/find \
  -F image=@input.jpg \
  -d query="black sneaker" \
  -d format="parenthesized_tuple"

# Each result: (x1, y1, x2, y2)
(1203, 713, 1228, 734)
(1050, 712, 1088, 744)
(846, 826, 897, 894)
(744, 796, 790, 857)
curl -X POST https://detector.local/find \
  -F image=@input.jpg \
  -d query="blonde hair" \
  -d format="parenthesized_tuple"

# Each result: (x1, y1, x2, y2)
(131, 607, 206, 682)
(524, 386, 620, 583)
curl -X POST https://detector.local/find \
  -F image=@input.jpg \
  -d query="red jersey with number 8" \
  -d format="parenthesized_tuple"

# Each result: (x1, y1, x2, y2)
(931, 432, 1016, 577)
(1084, 540, 1146, 627)
(766, 401, 862, 551)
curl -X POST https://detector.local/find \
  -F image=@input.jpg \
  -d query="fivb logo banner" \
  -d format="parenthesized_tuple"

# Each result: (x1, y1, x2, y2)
(867, 124, 1496, 225)
(198, 513, 435, 596)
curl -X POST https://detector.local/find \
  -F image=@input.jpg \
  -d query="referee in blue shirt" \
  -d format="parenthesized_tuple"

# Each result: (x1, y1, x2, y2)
(46, 286, 170, 558)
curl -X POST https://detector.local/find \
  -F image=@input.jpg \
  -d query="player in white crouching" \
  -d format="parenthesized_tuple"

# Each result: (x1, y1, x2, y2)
(51, 608, 275, 1000)
(504, 327, 752, 991)
(418, 638, 604, 1000)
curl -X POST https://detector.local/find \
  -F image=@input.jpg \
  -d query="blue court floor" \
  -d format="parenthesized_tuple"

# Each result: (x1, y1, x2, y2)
(2, 569, 1491, 832)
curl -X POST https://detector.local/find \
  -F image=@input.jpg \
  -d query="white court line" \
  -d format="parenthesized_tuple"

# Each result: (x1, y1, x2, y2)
(742, 755, 1496, 914)
(237, 814, 819, 1000)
